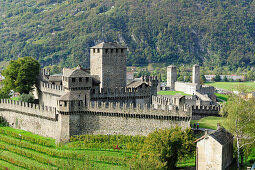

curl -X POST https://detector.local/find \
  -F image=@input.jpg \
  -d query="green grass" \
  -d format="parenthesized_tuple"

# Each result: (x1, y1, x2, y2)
(215, 93, 229, 102)
(11, 96, 20, 101)
(0, 126, 131, 169)
(191, 116, 225, 130)
(205, 82, 255, 91)
(0, 124, 196, 169)
(158, 91, 191, 96)
(177, 156, 195, 167)
(0, 159, 26, 169)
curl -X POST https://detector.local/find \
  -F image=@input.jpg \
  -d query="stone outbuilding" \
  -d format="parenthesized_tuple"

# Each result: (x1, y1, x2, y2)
(195, 125, 233, 170)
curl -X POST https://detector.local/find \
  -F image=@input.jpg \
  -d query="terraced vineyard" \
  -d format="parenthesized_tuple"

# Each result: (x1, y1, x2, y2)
(0, 125, 199, 169)
(0, 126, 136, 169)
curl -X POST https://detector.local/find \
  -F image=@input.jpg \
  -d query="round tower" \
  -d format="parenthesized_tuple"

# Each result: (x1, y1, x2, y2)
(192, 64, 200, 85)
(167, 65, 177, 90)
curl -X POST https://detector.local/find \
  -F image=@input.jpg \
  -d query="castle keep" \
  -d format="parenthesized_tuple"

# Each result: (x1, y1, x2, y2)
(0, 42, 219, 143)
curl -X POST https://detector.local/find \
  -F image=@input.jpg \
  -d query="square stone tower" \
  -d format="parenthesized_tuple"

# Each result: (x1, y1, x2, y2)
(167, 65, 177, 90)
(90, 42, 127, 89)
(192, 64, 200, 85)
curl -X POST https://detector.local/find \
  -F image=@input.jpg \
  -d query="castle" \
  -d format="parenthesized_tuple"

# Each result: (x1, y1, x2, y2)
(0, 42, 219, 143)
(165, 64, 217, 106)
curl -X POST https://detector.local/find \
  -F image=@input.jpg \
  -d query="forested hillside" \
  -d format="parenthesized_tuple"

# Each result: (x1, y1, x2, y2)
(1, 0, 255, 69)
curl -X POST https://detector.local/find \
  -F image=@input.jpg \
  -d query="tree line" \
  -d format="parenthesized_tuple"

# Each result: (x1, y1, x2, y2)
(1, 0, 255, 69)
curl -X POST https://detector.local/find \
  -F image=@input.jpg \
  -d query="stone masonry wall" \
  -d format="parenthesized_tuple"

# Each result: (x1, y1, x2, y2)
(35, 81, 65, 107)
(0, 99, 64, 141)
(69, 113, 190, 136)
(63, 101, 191, 137)
(191, 105, 220, 120)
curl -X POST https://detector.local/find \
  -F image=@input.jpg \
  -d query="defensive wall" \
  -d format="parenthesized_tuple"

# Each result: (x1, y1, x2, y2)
(152, 95, 172, 106)
(151, 96, 220, 119)
(34, 81, 65, 107)
(191, 105, 221, 120)
(0, 99, 192, 142)
(200, 85, 215, 94)
(0, 99, 70, 143)
(90, 87, 151, 105)
(65, 101, 191, 137)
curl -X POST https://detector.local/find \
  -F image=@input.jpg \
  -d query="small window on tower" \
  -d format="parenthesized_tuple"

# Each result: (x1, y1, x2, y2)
(64, 101, 67, 107)
(116, 49, 118, 53)
(93, 49, 95, 53)
(121, 49, 124, 53)
(72, 78, 75, 82)
(79, 78, 82, 82)
(86, 77, 89, 82)
(111, 49, 113, 53)
(97, 49, 100, 53)
(105, 49, 108, 53)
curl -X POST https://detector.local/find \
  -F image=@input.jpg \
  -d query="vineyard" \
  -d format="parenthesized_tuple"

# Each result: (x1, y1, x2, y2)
(0, 125, 196, 169)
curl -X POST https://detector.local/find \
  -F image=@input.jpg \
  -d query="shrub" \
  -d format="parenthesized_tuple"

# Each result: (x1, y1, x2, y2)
(0, 116, 8, 127)
(139, 127, 195, 169)
(19, 93, 34, 103)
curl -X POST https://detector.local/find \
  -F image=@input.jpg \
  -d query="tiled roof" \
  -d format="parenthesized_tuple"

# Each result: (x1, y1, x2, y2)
(59, 91, 82, 101)
(90, 42, 126, 49)
(209, 128, 233, 145)
(63, 66, 90, 77)
(195, 127, 233, 145)
(126, 81, 149, 88)
(49, 75, 62, 82)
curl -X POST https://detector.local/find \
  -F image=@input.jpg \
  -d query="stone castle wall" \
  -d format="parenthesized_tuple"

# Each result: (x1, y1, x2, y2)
(152, 95, 172, 106)
(0, 99, 192, 142)
(200, 85, 215, 94)
(151, 95, 220, 120)
(191, 105, 221, 120)
(34, 81, 65, 107)
(68, 101, 191, 136)
(90, 87, 152, 105)
(0, 99, 67, 142)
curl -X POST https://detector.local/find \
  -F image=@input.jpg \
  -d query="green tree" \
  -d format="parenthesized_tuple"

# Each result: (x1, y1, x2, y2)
(223, 76, 228, 82)
(139, 127, 195, 169)
(2, 57, 40, 94)
(214, 74, 221, 82)
(221, 86, 255, 169)
(19, 93, 34, 103)
(201, 75, 206, 84)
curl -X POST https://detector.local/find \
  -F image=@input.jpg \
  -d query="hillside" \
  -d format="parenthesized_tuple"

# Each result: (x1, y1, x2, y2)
(1, 0, 255, 69)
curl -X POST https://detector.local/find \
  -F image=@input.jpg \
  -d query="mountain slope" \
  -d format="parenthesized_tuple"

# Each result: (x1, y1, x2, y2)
(1, 0, 255, 68)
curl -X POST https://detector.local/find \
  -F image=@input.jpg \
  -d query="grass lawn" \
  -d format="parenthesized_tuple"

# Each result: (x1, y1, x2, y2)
(11, 96, 20, 101)
(158, 91, 191, 96)
(215, 93, 229, 102)
(205, 82, 255, 91)
(191, 116, 225, 130)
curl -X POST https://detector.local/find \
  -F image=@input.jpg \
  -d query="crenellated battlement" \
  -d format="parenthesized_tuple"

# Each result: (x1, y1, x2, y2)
(191, 104, 221, 120)
(85, 101, 191, 119)
(91, 87, 151, 99)
(152, 95, 172, 105)
(191, 105, 221, 111)
(0, 99, 57, 120)
(38, 81, 65, 96)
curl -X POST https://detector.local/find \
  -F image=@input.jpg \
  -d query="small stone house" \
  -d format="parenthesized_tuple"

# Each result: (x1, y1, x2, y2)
(195, 126, 233, 170)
